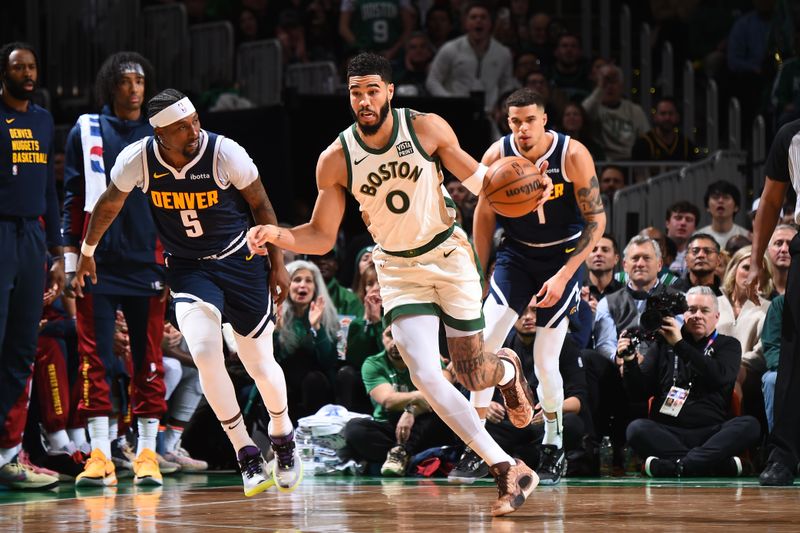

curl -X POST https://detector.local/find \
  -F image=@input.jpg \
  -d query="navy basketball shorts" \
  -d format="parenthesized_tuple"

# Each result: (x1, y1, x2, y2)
(166, 247, 274, 338)
(488, 238, 585, 328)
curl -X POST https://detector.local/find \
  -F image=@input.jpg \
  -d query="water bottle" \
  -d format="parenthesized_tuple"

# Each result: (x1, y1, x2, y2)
(599, 436, 613, 477)
(299, 434, 315, 476)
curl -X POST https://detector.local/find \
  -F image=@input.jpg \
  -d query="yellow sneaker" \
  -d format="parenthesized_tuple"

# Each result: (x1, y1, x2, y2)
(132, 449, 163, 486)
(75, 449, 117, 487)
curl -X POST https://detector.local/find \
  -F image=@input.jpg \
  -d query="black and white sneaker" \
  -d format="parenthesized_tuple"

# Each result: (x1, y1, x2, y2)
(537, 445, 566, 485)
(447, 447, 489, 484)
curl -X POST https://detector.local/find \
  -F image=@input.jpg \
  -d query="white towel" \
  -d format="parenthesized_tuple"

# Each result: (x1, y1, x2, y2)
(77, 114, 106, 212)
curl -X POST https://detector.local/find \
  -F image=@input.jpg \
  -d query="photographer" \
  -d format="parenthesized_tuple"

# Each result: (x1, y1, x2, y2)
(584, 236, 683, 448)
(620, 287, 760, 477)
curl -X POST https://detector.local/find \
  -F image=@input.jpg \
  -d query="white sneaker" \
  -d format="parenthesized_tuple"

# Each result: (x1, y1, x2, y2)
(270, 431, 303, 493)
(163, 447, 208, 472)
(237, 445, 273, 497)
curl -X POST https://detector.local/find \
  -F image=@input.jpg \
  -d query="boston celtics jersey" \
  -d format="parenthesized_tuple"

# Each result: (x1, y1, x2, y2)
(340, 108, 453, 254)
(350, 0, 405, 50)
(111, 130, 258, 260)
(499, 130, 584, 245)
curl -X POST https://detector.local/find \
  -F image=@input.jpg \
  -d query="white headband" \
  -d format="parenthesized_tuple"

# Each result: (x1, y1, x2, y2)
(119, 62, 144, 76)
(149, 97, 196, 128)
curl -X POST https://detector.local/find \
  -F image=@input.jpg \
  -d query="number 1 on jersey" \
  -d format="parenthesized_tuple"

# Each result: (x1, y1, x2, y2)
(180, 209, 204, 237)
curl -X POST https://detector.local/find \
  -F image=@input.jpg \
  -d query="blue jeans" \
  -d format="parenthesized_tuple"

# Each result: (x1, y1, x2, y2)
(763, 370, 777, 432)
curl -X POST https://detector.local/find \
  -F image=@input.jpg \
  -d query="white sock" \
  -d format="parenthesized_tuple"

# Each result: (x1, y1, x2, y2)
(498, 359, 516, 386)
(68, 427, 87, 447)
(222, 412, 255, 453)
(109, 420, 118, 442)
(234, 326, 293, 438)
(164, 425, 183, 453)
(88, 416, 111, 457)
(543, 413, 563, 448)
(0, 445, 20, 467)
(137, 418, 159, 455)
(393, 316, 514, 467)
(46, 429, 70, 451)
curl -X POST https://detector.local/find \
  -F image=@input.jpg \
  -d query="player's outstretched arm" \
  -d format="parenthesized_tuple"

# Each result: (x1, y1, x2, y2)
(247, 140, 347, 255)
(536, 140, 605, 308)
(73, 183, 130, 297)
(240, 179, 290, 304)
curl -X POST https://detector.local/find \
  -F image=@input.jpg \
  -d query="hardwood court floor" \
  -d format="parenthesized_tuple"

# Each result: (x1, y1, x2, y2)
(1, 474, 799, 532)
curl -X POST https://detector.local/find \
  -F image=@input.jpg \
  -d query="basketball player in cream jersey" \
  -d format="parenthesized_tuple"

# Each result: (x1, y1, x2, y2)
(248, 52, 551, 516)
(465, 88, 605, 486)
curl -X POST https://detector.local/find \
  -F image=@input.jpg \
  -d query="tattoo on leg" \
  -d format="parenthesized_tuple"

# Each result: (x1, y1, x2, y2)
(447, 334, 504, 390)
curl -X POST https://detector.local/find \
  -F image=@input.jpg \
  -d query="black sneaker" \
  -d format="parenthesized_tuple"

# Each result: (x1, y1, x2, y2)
(759, 461, 795, 486)
(537, 445, 566, 485)
(39, 450, 86, 480)
(644, 456, 681, 478)
(448, 447, 488, 484)
(714, 456, 744, 477)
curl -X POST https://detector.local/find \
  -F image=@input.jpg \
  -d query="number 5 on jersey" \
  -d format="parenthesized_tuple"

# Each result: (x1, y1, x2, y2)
(180, 209, 204, 237)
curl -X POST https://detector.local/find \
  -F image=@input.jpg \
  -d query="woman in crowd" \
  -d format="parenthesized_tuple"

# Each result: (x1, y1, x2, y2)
(275, 260, 340, 420)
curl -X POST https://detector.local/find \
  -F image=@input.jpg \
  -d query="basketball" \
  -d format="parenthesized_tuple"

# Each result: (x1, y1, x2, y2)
(482, 156, 544, 218)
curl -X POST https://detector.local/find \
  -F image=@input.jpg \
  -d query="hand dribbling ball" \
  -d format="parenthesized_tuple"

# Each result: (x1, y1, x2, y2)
(482, 156, 544, 218)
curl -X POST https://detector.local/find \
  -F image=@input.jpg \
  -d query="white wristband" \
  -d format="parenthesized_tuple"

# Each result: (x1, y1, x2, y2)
(461, 163, 488, 196)
(81, 241, 97, 258)
(64, 252, 78, 273)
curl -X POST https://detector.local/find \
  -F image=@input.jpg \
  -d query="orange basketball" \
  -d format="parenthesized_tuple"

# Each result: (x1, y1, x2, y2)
(482, 156, 544, 218)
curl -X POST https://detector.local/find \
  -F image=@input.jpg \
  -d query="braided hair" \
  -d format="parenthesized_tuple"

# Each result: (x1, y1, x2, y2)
(147, 88, 187, 121)
(94, 51, 155, 110)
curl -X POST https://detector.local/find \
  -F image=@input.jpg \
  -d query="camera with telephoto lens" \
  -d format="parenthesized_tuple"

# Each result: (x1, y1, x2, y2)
(639, 292, 688, 333)
(619, 328, 653, 358)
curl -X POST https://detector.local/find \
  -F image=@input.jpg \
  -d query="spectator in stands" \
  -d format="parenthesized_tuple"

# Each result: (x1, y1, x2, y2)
(445, 176, 477, 234)
(622, 286, 761, 477)
(632, 97, 699, 163)
(350, 245, 375, 295)
(426, 1, 518, 113)
(665, 201, 700, 275)
(561, 101, 605, 161)
(276, 9, 308, 65)
(697, 180, 751, 248)
(598, 165, 625, 201)
(725, 234, 752, 257)
(523, 70, 568, 130)
(585, 234, 622, 304)
(275, 260, 339, 420)
(308, 249, 363, 317)
(549, 33, 592, 103)
(614, 228, 681, 288)
(338, 264, 382, 414)
(338, 0, 415, 61)
(343, 327, 456, 476)
(514, 52, 541, 86)
(761, 295, 783, 432)
(582, 64, 649, 160)
(449, 304, 589, 483)
(717, 246, 772, 428)
(765, 224, 797, 296)
(673, 233, 723, 296)
(726, 0, 776, 131)
(394, 32, 435, 97)
(523, 12, 553, 68)
(425, 5, 454, 52)
(588, 56, 608, 87)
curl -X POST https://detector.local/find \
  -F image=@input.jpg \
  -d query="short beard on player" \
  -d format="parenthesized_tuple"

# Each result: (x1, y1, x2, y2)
(352, 99, 390, 137)
(3, 76, 36, 100)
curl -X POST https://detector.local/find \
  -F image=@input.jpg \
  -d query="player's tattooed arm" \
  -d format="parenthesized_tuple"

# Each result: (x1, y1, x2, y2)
(571, 175, 605, 257)
(408, 109, 427, 120)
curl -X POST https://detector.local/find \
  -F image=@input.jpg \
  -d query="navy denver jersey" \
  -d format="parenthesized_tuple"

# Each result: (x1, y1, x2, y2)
(111, 130, 258, 260)
(498, 130, 584, 245)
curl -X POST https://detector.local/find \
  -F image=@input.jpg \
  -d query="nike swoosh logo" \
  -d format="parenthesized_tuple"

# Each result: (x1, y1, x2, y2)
(245, 253, 254, 261)
(5, 118, 14, 124)
(565, 247, 576, 253)
(227, 420, 242, 431)
(146, 375, 157, 382)
(354, 155, 369, 165)
(443, 248, 457, 258)
(153, 172, 169, 179)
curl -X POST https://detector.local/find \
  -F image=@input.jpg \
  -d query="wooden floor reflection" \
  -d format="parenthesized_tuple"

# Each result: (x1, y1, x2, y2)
(2, 475, 799, 532)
